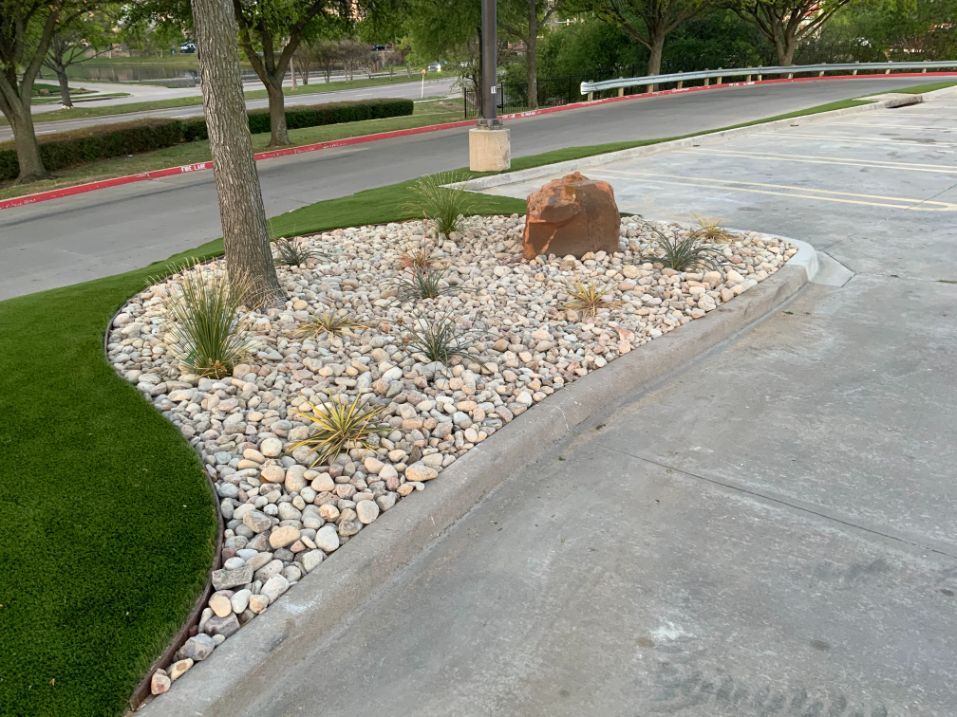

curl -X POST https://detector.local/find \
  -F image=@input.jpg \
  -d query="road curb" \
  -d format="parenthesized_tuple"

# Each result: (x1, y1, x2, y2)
(4, 72, 954, 212)
(138, 237, 813, 716)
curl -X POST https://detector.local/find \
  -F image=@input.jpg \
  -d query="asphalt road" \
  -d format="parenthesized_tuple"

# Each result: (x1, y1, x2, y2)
(2, 78, 457, 141)
(0, 76, 942, 300)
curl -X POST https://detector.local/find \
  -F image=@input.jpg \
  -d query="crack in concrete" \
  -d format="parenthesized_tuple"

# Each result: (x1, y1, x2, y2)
(606, 444, 957, 563)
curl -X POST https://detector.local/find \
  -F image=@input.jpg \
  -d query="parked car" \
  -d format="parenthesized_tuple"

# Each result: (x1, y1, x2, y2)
(179, 42, 197, 54)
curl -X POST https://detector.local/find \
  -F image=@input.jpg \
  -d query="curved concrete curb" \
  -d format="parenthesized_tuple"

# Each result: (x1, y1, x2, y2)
(138, 242, 814, 716)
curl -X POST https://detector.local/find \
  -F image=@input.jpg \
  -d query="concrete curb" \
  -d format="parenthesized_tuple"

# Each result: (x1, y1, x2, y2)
(139, 238, 814, 716)
(455, 93, 928, 194)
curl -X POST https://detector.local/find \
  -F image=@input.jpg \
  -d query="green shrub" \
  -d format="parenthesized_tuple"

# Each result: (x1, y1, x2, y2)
(404, 312, 478, 364)
(408, 172, 475, 237)
(639, 220, 725, 272)
(165, 264, 253, 379)
(0, 98, 415, 181)
(292, 395, 390, 467)
(397, 267, 450, 301)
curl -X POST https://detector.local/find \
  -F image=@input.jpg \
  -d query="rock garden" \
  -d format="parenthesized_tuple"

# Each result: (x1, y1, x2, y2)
(105, 173, 796, 697)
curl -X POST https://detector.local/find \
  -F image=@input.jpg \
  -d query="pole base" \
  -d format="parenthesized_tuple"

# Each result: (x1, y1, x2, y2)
(469, 127, 511, 172)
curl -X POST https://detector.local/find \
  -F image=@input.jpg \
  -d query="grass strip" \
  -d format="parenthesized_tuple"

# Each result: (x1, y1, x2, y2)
(0, 93, 880, 715)
(6, 73, 451, 126)
(880, 80, 957, 95)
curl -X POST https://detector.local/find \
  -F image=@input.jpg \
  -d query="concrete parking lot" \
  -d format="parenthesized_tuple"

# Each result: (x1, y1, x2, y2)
(227, 93, 957, 715)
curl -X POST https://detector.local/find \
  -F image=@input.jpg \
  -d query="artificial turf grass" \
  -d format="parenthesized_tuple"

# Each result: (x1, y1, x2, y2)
(0, 270, 219, 716)
(0, 92, 896, 715)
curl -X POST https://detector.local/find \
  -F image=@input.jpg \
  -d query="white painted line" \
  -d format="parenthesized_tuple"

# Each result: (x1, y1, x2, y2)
(681, 147, 957, 174)
(591, 168, 957, 211)
(780, 131, 957, 151)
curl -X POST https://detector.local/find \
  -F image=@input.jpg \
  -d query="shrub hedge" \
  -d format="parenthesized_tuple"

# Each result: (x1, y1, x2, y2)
(0, 98, 414, 181)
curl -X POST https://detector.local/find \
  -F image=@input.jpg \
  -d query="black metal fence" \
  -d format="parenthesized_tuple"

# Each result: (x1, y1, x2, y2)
(463, 75, 581, 118)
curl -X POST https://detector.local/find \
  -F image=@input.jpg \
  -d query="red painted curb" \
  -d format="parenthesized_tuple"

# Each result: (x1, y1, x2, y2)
(2, 71, 955, 212)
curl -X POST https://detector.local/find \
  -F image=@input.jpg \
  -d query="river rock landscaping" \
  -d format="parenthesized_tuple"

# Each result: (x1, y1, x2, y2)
(106, 213, 795, 696)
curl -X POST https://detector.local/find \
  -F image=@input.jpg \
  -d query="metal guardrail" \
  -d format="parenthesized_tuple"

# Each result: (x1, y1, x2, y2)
(580, 61, 957, 97)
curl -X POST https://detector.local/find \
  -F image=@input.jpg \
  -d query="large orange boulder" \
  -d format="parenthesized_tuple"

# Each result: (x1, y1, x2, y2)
(522, 172, 621, 260)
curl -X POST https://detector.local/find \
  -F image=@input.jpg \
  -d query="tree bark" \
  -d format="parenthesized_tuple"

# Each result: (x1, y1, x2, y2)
(8, 103, 47, 182)
(777, 36, 798, 65)
(191, 0, 284, 308)
(264, 79, 289, 145)
(647, 32, 666, 91)
(55, 66, 73, 107)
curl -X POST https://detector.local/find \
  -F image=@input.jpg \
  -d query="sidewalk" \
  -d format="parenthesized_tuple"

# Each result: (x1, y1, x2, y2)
(200, 93, 957, 715)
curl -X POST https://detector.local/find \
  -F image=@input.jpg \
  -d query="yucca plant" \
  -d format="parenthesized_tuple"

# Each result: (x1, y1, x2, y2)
(166, 265, 253, 379)
(291, 395, 391, 467)
(640, 221, 724, 272)
(294, 311, 367, 338)
(398, 245, 434, 270)
(408, 173, 475, 238)
(273, 237, 322, 267)
(563, 280, 622, 318)
(692, 216, 735, 244)
(404, 312, 477, 364)
(397, 267, 450, 301)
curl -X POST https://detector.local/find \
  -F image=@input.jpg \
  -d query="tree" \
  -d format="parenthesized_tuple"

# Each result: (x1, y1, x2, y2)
(574, 0, 711, 77)
(44, 9, 117, 107)
(232, 0, 348, 146)
(730, 0, 852, 65)
(0, 1, 92, 181)
(798, 0, 957, 62)
(500, 0, 561, 109)
(191, 0, 284, 307)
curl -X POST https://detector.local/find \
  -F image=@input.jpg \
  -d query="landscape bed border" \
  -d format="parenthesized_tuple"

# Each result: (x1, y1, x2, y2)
(134, 225, 819, 715)
(3, 71, 954, 212)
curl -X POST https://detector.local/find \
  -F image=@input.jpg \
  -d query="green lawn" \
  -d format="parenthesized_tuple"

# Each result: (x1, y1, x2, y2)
(0, 94, 895, 715)
(882, 79, 957, 94)
(0, 99, 462, 201)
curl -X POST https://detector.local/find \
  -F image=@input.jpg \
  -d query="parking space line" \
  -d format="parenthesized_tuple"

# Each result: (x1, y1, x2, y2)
(593, 169, 957, 211)
(680, 147, 957, 174)
(779, 132, 957, 150)
(829, 121, 957, 132)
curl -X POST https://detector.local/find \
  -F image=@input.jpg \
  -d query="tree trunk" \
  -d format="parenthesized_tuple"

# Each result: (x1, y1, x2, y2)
(265, 79, 289, 146)
(55, 67, 73, 107)
(525, 0, 539, 109)
(647, 32, 666, 91)
(7, 100, 47, 182)
(191, 0, 284, 308)
(778, 36, 798, 66)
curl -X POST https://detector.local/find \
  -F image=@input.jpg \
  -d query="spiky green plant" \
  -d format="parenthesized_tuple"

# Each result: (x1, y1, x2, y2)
(404, 312, 477, 364)
(692, 216, 735, 244)
(563, 280, 622, 318)
(294, 311, 367, 338)
(273, 237, 322, 266)
(640, 221, 724, 271)
(166, 265, 253, 379)
(408, 173, 475, 237)
(397, 267, 450, 301)
(291, 395, 391, 467)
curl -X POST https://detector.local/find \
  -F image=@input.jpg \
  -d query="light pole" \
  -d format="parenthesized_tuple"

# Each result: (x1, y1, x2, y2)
(469, 0, 511, 171)
(479, 0, 498, 127)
